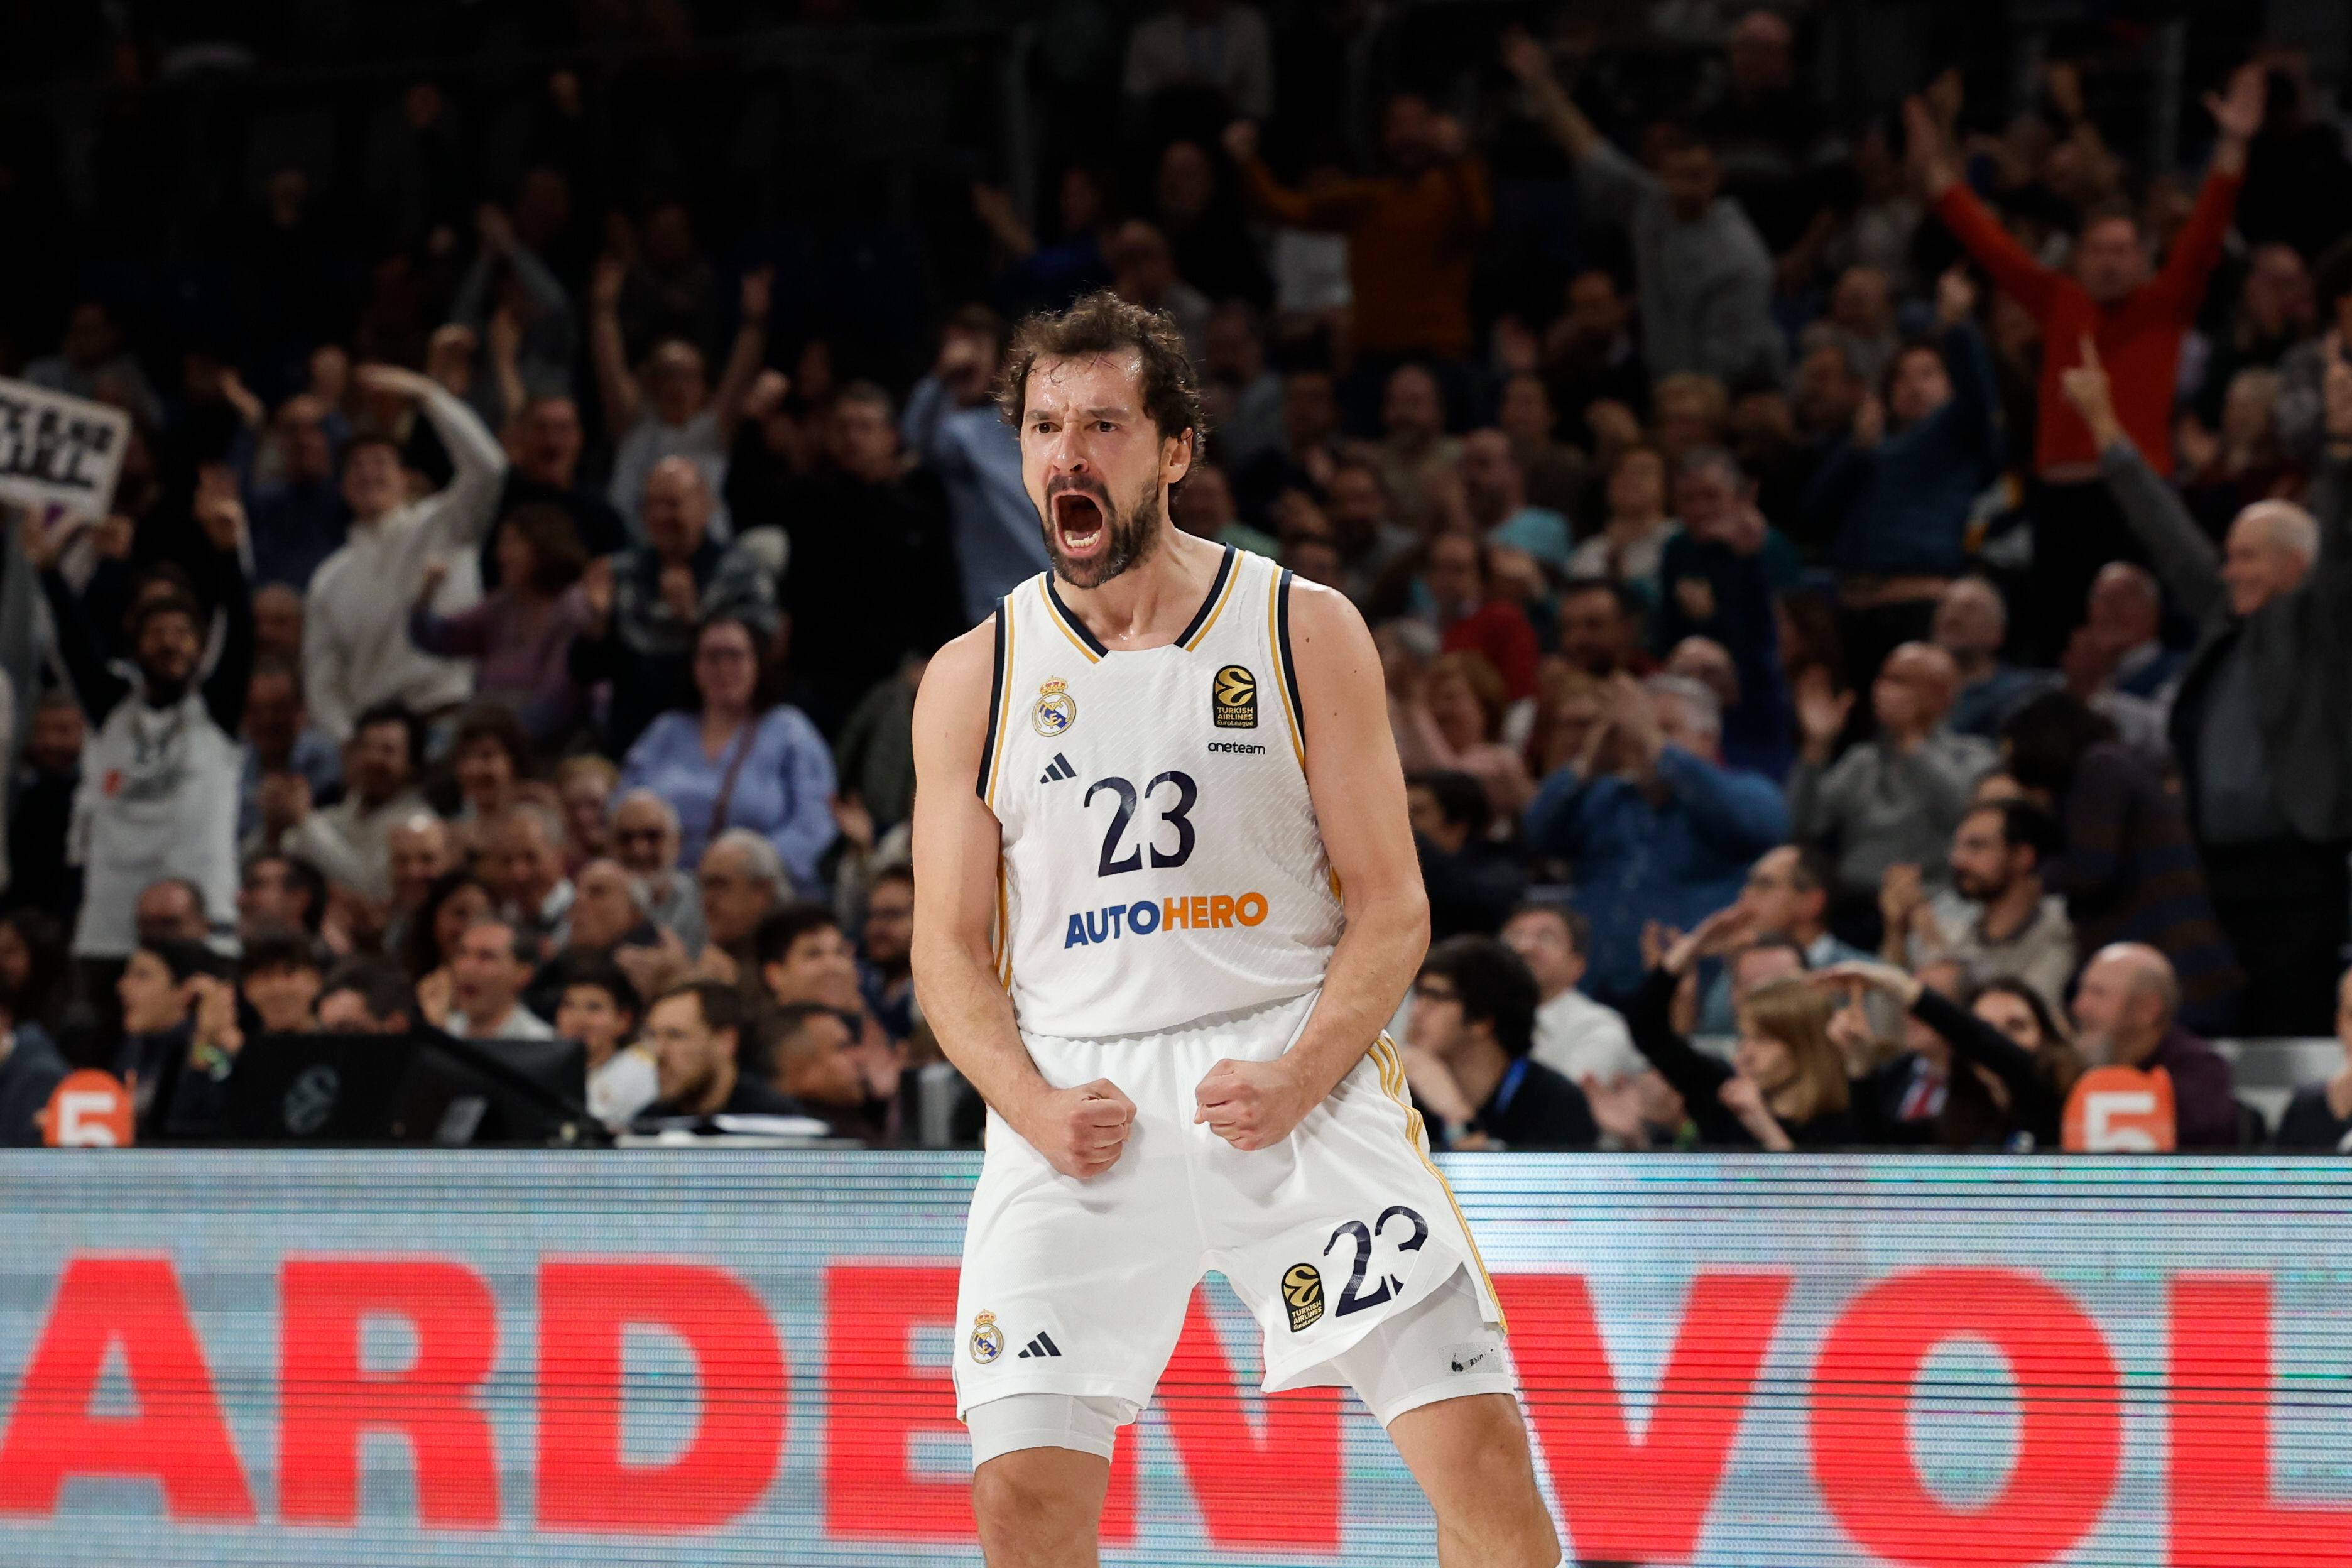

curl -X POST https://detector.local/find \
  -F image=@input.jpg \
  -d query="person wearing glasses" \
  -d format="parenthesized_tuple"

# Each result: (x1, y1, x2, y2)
(615, 613, 837, 893)
(1395, 936, 1598, 1150)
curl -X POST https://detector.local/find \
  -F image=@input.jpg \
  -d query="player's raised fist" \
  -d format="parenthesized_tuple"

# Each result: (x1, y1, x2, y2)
(1033, 1079, 1135, 1180)
(1193, 1057, 1311, 1152)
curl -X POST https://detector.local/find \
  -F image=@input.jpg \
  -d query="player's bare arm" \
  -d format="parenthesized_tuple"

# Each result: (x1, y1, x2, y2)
(1194, 580, 1430, 1150)
(909, 619, 1136, 1179)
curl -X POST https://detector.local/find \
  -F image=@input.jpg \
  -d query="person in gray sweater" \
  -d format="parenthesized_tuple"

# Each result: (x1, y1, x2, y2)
(2064, 339, 2352, 1033)
(1788, 643, 1996, 947)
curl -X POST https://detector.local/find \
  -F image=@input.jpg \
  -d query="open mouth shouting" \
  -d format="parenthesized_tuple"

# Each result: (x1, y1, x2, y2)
(1050, 486, 1110, 562)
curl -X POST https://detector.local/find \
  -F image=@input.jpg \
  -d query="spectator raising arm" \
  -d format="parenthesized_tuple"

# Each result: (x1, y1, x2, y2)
(710, 268, 774, 447)
(1500, 28, 1603, 163)
(589, 254, 642, 436)
(2063, 338, 2228, 626)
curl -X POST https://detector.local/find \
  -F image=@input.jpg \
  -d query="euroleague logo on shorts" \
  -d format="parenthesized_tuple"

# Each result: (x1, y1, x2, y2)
(1282, 1263, 1326, 1332)
(1061, 891, 1270, 947)
(1212, 663, 1257, 729)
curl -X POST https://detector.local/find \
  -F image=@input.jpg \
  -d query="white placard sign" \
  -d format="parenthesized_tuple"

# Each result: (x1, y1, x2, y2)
(0, 376, 131, 521)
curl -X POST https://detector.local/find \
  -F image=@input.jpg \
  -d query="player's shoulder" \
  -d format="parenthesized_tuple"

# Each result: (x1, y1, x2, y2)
(918, 612, 1000, 702)
(1279, 572, 1374, 659)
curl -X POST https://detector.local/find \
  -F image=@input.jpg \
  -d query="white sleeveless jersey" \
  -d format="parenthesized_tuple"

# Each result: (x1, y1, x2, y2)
(981, 547, 1342, 1039)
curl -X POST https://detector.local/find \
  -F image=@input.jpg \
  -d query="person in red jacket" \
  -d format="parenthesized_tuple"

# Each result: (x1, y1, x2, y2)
(1903, 65, 2265, 657)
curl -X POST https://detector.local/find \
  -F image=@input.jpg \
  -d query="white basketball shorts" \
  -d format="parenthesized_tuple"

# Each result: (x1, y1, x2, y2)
(952, 989, 1510, 1425)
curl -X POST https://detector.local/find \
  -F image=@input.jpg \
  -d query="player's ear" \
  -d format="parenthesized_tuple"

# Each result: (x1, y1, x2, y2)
(1162, 428, 1195, 487)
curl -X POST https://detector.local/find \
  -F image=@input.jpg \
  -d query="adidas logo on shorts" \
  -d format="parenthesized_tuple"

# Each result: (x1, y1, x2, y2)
(1016, 1332, 1063, 1359)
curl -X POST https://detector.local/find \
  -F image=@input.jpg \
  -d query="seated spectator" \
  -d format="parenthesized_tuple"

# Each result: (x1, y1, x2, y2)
(407, 502, 591, 744)
(1407, 771, 1523, 943)
(1696, 847, 1868, 1033)
(283, 702, 428, 908)
(237, 854, 325, 941)
(10, 694, 85, 922)
(2000, 693, 2240, 1032)
(1655, 447, 1799, 665)
(619, 615, 838, 889)
(1822, 960, 2072, 1150)
(1914, 800, 2076, 1018)
(1791, 643, 1995, 944)
(555, 754, 620, 871)
(2069, 942, 2238, 1150)
(383, 813, 456, 959)
(237, 659, 342, 849)
(1231, 364, 1344, 525)
(1393, 651, 1534, 829)
(1319, 456, 1419, 604)
(568, 457, 781, 756)
(317, 959, 415, 1035)
(591, 258, 770, 542)
(0, 1006, 68, 1146)
(563, 859, 651, 961)
(1664, 633, 1790, 781)
(1416, 533, 1539, 703)
(403, 871, 497, 1028)
(753, 902, 863, 1012)
(1631, 918, 1853, 1149)
(1933, 578, 2055, 741)
(1462, 428, 1572, 573)
(612, 790, 704, 948)
(1175, 464, 1279, 558)
(769, 1000, 901, 1145)
(1199, 300, 1285, 464)
(1540, 268, 1649, 431)
(244, 393, 351, 589)
(1499, 903, 1643, 1088)
(491, 802, 575, 944)
(1369, 363, 1464, 530)
(1525, 673, 1788, 1005)
(1554, 579, 1648, 682)
(239, 928, 324, 1035)
(548, 954, 655, 1132)
(445, 704, 533, 848)
(695, 829, 790, 977)
(860, 864, 917, 1042)
(642, 980, 807, 1119)
(444, 918, 552, 1042)
(1565, 446, 1677, 616)
(115, 938, 232, 1141)
(1399, 935, 1596, 1149)
(2071, 562, 2186, 702)
(1494, 373, 1589, 520)
(0, 912, 72, 1041)
(304, 365, 506, 743)
(1104, 222, 1211, 363)
(2274, 968, 2352, 1152)
(26, 300, 162, 425)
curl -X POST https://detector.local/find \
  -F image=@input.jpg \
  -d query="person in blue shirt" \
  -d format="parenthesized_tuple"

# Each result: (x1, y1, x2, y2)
(902, 307, 1051, 624)
(618, 615, 837, 895)
(1524, 672, 1790, 1007)
(1461, 428, 1573, 573)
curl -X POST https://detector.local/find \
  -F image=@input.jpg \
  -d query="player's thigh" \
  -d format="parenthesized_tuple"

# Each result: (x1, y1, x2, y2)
(954, 1107, 1200, 1418)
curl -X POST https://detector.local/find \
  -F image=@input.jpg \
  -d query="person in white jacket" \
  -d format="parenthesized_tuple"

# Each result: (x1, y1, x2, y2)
(303, 365, 507, 742)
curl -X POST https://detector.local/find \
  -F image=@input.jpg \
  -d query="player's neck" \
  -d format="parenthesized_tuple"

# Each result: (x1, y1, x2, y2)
(1055, 527, 1222, 651)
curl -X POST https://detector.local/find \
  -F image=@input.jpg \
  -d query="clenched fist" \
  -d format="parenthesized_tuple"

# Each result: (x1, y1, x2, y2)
(1194, 1057, 1311, 1152)
(1028, 1079, 1136, 1179)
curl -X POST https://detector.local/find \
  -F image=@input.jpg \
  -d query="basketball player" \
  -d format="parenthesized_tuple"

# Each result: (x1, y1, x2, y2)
(910, 292, 1562, 1567)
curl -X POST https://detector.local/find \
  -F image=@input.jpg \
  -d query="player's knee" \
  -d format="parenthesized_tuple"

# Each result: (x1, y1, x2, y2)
(972, 1447, 1102, 1542)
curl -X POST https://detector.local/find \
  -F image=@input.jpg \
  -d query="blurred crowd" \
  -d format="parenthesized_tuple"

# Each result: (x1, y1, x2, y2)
(2, 1, 2352, 1153)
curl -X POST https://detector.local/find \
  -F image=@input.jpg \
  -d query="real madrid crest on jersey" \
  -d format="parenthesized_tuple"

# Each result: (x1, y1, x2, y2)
(969, 1310, 1005, 1363)
(1032, 678, 1077, 738)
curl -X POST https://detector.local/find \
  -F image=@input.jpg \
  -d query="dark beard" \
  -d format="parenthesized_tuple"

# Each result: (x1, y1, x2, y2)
(1043, 481, 1162, 590)
(141, 667, 192, 707)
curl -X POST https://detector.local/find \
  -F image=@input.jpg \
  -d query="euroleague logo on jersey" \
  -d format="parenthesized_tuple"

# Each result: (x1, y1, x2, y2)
(1212, 664, 1258, 729)
(1032, 677, 1077, 738)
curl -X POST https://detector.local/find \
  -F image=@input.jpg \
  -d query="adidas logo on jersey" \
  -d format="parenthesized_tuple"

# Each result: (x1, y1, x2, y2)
(1016, 1332, 1063, 1359)
(1038, 753, 1076, 784)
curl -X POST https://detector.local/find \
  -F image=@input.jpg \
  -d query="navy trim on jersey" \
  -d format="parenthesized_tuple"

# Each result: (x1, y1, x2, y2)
(1275, 569, 1304, 746)
(1173, 545, 1237, 648)
(1043, 575, 1110, 657)
(976, 599, 1008, 800)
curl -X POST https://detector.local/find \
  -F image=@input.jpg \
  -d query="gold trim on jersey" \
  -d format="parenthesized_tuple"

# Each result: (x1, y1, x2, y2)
(1037, 577, 1104, 664)
(1266, 571, 1307, 765)
(983, 604, 1020, 808)
(1370, 1034, 1508, 1334)
(1181, 555, 1246, 651)
(994, 857, 1013, 990)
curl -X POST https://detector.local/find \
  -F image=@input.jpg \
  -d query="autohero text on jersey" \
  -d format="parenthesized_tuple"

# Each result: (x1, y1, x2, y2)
(1062, 891, 1271, 947)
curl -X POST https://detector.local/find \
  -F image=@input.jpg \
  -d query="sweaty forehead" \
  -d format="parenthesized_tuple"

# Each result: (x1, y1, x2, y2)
(1025, 352, 1145, 415)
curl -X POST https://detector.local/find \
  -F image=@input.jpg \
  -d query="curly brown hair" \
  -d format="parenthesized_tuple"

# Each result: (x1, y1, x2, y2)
(996, 290, 1208, 460)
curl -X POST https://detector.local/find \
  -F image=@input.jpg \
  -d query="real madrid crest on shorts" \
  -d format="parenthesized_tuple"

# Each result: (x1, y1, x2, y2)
(1032, 678, 1077, 738)
(1212, 664, 1257, 729)
(969, 1310, 1006, 1363)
